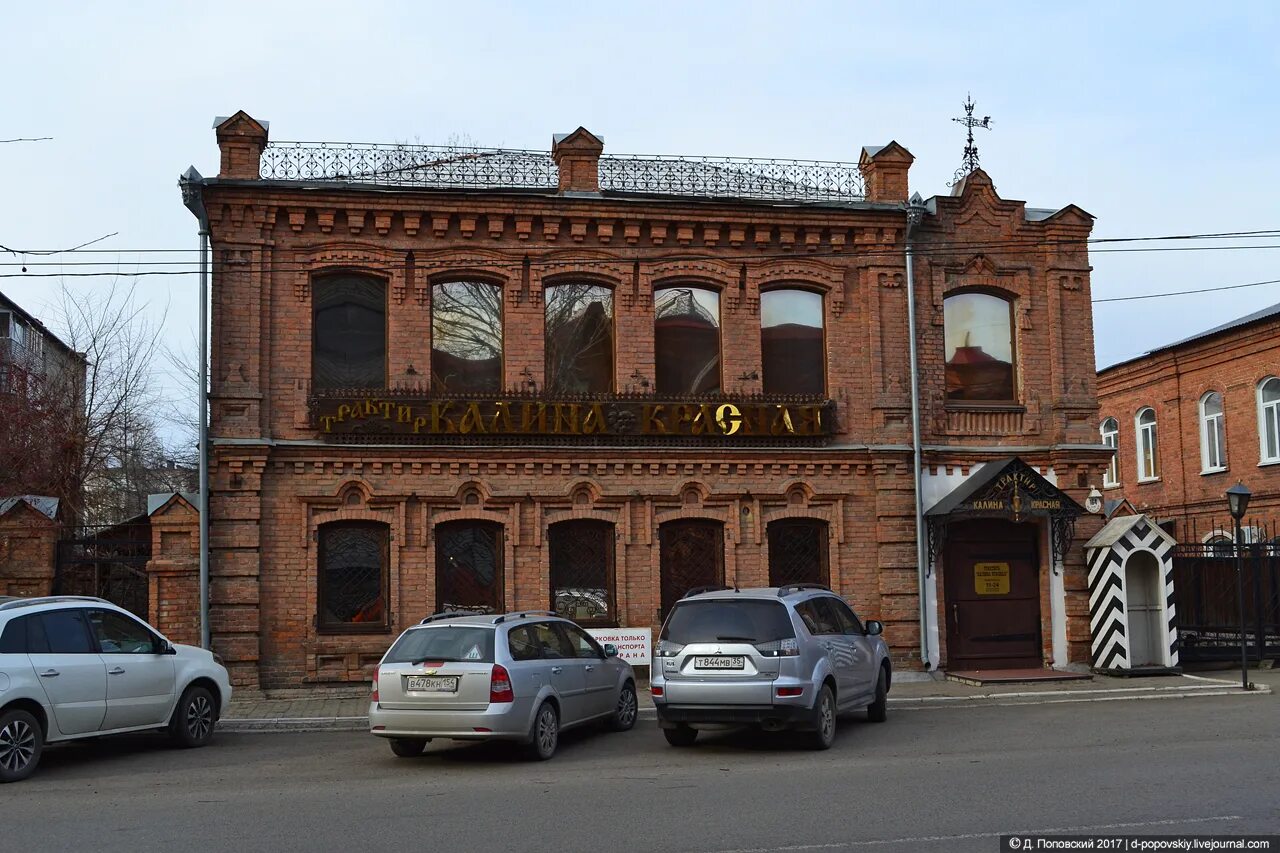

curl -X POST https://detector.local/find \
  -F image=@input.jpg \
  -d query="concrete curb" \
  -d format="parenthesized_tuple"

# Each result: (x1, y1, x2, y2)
(220, 683, 1270, 732)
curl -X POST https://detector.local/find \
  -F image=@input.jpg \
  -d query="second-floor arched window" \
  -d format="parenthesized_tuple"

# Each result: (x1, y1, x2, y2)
(1200, 392, 1226, 472)
(432, 280, 503, 394)
(944, 291, 1016, 402)
(545, 283, 613, 393)
(312, 274, 386, 390)
(1101, 417, 1119, 487)
(1136, 407, 1159, 481)
(654, 286, 720, 394)
(761, 287, 825, 395)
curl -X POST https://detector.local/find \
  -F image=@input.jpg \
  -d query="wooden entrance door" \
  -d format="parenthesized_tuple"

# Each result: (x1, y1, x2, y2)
(658, 519, 725, 620)
(944, 519, 1042, 669)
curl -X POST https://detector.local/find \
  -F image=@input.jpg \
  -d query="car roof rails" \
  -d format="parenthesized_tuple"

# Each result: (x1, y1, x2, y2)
(495, 610, 558, 624)
(0, 595, 109, 612)
(682, 585, 737, 599)
(419, 610, 474, 625)
(776, 583, 831, 598)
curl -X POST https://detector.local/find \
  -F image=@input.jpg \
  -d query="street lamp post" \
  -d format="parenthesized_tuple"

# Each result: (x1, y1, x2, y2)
(1225, 482, 1253, 691)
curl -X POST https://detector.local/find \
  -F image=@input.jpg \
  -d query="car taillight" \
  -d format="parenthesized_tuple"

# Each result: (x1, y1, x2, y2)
(371, 665, 380, 702)
(655, 640, 685, 658)
(489, 664, 514, 703)
(651, 685, 664, 697)
(755, 637, 800, 657)
(776, 686, 804, 697)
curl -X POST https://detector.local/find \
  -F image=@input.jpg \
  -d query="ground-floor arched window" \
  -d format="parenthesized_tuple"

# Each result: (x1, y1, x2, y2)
(658, 519, 725, 619)
(435, 521, 504, 614)
(548, 519, 616, 627)
(317, 521, 389, 632)
(767, 518, 830, 588)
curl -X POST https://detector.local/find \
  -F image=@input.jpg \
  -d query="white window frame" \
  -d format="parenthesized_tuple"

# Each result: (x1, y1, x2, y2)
(1258, 377, 1280, 465)
(1100, 417, 1119, 487)
(1136, 407, 1159, 482)
(1199, 391, 1227, 473)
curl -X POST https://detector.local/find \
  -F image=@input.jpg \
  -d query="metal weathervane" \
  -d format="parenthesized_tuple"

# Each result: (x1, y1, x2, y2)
(948, 94, 992, 187)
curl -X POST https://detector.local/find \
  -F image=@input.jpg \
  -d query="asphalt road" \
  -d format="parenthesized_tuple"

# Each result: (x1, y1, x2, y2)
(7, 695, 1279, 853)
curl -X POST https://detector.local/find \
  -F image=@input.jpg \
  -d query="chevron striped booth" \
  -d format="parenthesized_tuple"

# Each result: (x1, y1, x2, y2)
(1084, 515, 1179, 674)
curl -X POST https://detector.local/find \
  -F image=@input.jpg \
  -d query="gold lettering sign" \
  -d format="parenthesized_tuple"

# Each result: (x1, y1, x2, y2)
(312, 396, 835, 442)
(974, 562, 1010, 595)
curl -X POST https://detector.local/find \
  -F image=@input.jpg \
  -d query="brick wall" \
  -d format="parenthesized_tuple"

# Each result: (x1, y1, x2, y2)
(145, 496, 202, 647)
(0, 502, 58, 597)
(1098, 315, 1280, 537)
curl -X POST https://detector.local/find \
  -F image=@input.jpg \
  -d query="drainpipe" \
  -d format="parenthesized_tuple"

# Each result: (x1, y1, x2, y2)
(903, 193, 931, 668)
(179, 167, 211, 650)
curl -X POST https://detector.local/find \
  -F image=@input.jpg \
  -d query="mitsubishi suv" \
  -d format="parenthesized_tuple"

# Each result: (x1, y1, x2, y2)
(0, 596, 232, 782)
(650, 584, 890, 749)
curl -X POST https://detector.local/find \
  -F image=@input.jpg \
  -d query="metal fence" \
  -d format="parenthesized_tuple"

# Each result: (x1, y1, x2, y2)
(1172, 518, 1280, 662)
(54, 523, 151, 620)
(259, 141, 867, 202)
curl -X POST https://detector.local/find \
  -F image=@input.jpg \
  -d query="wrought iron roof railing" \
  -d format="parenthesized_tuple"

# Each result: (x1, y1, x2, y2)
(258, 141, 866, 202)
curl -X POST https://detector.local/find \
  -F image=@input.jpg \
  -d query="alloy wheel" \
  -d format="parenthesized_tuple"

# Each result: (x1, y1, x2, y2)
(819, 692, 835, 741)
(187, 695, 213, 741)
(0, 719, 35, 773)
(537, 706, 558, 756)
(617, 688, 637, 728)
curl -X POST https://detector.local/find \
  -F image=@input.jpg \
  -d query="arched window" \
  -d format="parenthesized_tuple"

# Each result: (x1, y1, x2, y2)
(767, 518, 830, 587)
(545, 283, 614, 393)
(944, 292, 1016, 402)
(312, 275, 386, 390)
(658, 519, 724, 618)
(432, 281, 503, 393)
(435, 520, 504, 614)
(317, 521, 389, 632)
(1258, 377, 1280, 463)
(1136, 407, 1159, 481)
(1204, 533, 1235, 557)
(761, 288, 825, 395)
(654, 286, 720, 394)
(1100, 417, 1120, 487)
(1200, 392, 1227, 472)
(548, 520, 616, 627)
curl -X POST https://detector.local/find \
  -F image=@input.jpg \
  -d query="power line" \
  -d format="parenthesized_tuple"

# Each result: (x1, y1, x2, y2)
(1092, 278, 1280, 304)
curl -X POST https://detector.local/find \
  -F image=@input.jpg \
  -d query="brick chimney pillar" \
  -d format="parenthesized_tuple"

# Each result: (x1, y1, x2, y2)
(215, 111, 270, 180)
(858, 141, 914, 203)
(552, 127, 604, 193)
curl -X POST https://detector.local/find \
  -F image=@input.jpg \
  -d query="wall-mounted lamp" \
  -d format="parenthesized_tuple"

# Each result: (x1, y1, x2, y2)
(629, 370, 650, 389)
(404, 363, 418, 376)
(519, 367, 537, 392)
(738, 370, 759, 382)
(1085, 486, 1103, 515)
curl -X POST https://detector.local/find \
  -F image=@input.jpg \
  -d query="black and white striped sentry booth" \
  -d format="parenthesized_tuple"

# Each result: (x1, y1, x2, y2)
(1084, 514, 1179, 674)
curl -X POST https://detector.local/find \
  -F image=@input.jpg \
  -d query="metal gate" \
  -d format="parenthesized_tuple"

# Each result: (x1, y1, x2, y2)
(1172, 519, 1280, 662)
(54, 522, 151, 620)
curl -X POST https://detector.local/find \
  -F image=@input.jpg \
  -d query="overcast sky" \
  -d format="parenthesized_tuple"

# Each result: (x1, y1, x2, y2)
(2, 1, 1277, 420)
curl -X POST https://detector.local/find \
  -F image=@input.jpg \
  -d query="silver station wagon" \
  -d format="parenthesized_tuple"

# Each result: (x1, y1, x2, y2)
(651, 584, 891, 749)
(369, 611, 637, 760)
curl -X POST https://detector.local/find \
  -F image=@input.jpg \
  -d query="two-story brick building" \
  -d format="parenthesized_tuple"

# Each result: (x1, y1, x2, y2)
(183, 112, 1109, 689)
(1097, 301, 1280, 542)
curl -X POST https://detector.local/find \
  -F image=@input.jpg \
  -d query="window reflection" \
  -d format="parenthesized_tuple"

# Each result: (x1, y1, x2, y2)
(944, 292, 1015, 401)
(761, 288, 824, 395)
(432, 281, 503, 393)
(655, 286, 720, 394)
(545, 283, 614, 393)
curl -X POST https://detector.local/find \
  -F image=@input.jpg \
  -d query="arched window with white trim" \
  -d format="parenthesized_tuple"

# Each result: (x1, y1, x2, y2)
(1100, 417, 1119, 487)
(1136, 407, 1159, 482)
(1258, 377, 1280, 464)
(1199, 391, 1227, 473)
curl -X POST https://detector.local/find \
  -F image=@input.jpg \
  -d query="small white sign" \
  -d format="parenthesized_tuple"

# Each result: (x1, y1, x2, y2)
(586, 628, 652, 665)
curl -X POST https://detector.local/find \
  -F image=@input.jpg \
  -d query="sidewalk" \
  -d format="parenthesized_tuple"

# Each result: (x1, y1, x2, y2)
(220, 665, 1274, 732)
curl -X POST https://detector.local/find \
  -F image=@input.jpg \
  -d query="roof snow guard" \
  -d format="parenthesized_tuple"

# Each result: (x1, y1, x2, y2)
(257, 141, 868, 203)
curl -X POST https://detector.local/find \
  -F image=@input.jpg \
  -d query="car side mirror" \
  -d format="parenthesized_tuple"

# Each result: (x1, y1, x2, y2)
(865, 620, 884, 637)
(158, 640, 177, 655)
(604, 643, 619, 658)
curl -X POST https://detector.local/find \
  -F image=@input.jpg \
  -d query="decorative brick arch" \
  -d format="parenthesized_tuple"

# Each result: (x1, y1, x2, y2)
(642, 258, 740, 308)
(748, 259, 844, 316)
(293, 242, 404, 303)
(531, 252, 632, 307)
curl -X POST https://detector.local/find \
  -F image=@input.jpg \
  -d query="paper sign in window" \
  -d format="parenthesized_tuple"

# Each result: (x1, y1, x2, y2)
(974, 562, 1010, 595)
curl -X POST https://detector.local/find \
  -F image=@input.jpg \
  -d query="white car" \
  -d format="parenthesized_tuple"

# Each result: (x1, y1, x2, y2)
(0, 595, 232, 782)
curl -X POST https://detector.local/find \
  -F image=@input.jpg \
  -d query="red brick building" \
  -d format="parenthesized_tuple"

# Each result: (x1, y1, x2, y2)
(1097, 302, 1280, 543)
(185, 112, 1109, 690)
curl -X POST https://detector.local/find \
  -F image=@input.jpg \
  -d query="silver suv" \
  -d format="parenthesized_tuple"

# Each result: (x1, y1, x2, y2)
(0, 596, 232, 782)
(650, 584, 890, 749)
(369, 611, 637, 760)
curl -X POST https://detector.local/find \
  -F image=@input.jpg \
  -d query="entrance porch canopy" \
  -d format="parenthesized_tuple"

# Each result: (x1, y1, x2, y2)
(925, 457, 1085, 572)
